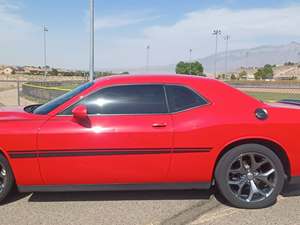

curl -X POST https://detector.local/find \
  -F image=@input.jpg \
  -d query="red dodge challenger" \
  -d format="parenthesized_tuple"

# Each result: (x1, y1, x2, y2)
(0, 74, 299, 208)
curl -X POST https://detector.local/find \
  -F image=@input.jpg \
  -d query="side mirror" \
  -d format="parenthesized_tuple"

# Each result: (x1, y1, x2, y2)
(72, 105, 88, 120)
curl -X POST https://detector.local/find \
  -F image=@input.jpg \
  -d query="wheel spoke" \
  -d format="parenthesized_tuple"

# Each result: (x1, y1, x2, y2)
(246, 180, 258, 202)
(250, 154, 266, 170)
(0, 169, 6, 178)
(246, 186, 254, 202)
(231, 156, 247, 174)
(250, 154, 257, 169)
(255, 175, 275, 188)
(237, 179, 247, 197)
(261, 168, 275, 177)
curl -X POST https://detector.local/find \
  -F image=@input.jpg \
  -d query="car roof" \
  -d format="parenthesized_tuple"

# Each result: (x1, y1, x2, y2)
(94, 74, 212, 85)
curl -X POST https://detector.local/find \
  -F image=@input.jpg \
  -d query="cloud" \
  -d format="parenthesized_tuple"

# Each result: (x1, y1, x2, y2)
(0, 0, 33, 32)
(0, 0, 40, 66)
(95, 12, 159, 30)
(97, 5, 300, 70)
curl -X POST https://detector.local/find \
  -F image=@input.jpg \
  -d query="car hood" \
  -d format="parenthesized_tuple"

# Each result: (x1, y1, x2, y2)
(0, 106, 35, 121)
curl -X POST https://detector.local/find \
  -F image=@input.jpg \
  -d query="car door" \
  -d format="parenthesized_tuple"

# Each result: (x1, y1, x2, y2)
(164, 85, 213, 183)
(37, 84, 173, 185)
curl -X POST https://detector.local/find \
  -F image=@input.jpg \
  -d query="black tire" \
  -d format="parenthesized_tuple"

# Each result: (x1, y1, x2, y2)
(0, 154, 14, 203)
(215, 144, 285, 209)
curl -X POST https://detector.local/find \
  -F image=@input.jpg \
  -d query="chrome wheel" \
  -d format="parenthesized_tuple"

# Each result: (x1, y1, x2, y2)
(227, 152, 277, 203)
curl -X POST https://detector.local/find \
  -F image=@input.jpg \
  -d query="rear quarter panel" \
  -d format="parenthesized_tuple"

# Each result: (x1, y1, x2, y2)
(168, 79, 300, 182)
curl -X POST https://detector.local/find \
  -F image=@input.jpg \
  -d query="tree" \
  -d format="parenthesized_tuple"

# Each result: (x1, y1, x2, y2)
(50, 68, 58, 76)
(230, 74, 237, 80)
(254, 64, 274, 80)
(176, 61, 204, 76)
(238, 70, 247, 80)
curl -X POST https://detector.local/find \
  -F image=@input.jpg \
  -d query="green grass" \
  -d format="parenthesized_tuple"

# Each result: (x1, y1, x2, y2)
(245, 91, 300, 102)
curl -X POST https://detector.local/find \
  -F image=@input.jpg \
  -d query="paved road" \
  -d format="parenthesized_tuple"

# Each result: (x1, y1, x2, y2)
(190, 185, 300, 225)
(0, 190, 216, 225)
(1, 186, 300, 225)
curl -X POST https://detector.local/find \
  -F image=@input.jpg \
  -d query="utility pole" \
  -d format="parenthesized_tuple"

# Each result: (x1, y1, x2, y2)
(43, 25, 48, 77)
(212, 29, 221, 78)
(224, 35, 230, 75)
(89, 0, 95, 81)
(146, 45, 150, 73)
(189, 48, 193, 75)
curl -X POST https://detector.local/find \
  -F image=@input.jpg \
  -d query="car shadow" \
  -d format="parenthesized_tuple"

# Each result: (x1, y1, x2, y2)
(3, 184, 300, 205)
(282, 184, 300, 197)
(1, 186, 31, 205)
(28, 189, 213, 202)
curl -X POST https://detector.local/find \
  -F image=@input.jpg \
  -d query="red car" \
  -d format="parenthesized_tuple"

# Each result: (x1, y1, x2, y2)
(0, 74, 299, 208)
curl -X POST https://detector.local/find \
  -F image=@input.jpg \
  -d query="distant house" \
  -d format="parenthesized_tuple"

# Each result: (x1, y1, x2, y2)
(2, 67, 15, 75)
(15, 67, 25, 74)
(23, 66, 44, 74)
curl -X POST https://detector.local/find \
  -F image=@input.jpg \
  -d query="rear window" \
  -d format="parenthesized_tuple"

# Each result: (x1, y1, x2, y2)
(165, 85, 208, 112)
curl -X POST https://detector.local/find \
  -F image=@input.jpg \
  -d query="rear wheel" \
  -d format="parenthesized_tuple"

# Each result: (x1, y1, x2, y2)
(215, 144, 285, 209)
(0, 154, 14, 203)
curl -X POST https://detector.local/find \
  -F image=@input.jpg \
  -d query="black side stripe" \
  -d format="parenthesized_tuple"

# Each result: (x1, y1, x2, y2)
(8, 148, 212, 159)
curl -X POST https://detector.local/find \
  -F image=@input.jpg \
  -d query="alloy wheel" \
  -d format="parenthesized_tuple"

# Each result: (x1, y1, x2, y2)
(227, 152, 277, 203)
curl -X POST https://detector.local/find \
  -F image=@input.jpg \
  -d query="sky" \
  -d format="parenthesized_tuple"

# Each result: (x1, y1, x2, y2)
(1, 0, 300, 71)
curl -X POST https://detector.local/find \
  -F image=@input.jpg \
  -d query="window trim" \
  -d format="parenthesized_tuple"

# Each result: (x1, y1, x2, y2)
(57, 83, 211, 117)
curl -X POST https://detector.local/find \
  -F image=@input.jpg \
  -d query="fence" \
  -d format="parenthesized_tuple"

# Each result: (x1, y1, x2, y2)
(0, 80, 83, 107)
(0, 79, 300, 107)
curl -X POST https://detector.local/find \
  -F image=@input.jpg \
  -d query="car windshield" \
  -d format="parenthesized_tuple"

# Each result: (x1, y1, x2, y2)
(33, 81, 94, 115)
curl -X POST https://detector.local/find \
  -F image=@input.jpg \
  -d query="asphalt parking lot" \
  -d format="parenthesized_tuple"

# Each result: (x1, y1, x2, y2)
(1, 185, 300, 225)
(0, 189, 216, 225)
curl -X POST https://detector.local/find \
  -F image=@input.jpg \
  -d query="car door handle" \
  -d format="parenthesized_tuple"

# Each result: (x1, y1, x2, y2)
(152, 123, 167, 128)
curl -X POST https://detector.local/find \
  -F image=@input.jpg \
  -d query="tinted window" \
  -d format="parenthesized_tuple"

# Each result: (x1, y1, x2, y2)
(166, 85, 208, 112)
(34, 82, 94, 115)
(61, 85, 168, 115)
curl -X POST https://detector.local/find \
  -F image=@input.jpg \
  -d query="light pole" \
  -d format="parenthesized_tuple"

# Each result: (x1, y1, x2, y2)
(146, 45, 150, 73)
(212, 29, 221, 78)
(224, 35, 230, 76)
(43, 25, 48, 77)
(89, 0, 95, 81)
(246, 51, 249, 68)
(189, 48, 193, 75)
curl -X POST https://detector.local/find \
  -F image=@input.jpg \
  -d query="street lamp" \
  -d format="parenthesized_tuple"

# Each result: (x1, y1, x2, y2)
(212, 29, 221, 78)
(146, 45, 150, 73)
(189, 48, 193, 75)
(89, 0, 95, 81)
(43, 25, 48, 78)
(246, 51, 249, 68)
(224, 35, 230, 75)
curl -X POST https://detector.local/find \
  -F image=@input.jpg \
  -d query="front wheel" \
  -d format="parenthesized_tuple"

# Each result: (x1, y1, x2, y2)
(215, 144, 285, 209)
(0, 154, 14, 203)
